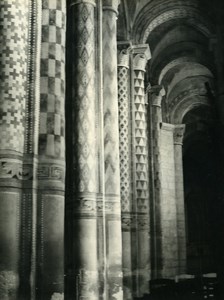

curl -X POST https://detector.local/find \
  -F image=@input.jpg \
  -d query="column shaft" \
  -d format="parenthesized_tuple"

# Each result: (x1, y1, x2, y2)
(103, 1, 123, 298)
(66, 0, 99, 299)
(0, 1, 30, 298)
(148, 86, 165, 278)
(118, 49, 132, 299)
(173, 125, 186, 274)
(36, 0, 66, 298)
(132, 46, 150, 297)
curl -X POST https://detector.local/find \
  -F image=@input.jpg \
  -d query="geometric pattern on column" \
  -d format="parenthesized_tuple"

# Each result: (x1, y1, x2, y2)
(118, 51, 130, 212)
(133, 68, 149, 212)
(39, 0, 66, 159)
(72, 1, 97, 194)
(0, 0, 29, 153)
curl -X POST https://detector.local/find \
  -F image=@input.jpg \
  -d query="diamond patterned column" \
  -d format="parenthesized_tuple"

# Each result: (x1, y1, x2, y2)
(36, 0, 66, 299)
(118, 48, 133, 299)
(65, 0, 99, 299)
(148, 85, 165, 278)
(132, 45, 151, 297)
(103, 1, 123, 298)
(173, 125, 186, 274)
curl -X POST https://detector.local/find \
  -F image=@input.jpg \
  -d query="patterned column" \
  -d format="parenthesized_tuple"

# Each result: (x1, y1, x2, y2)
(0, 1, 30, 298)
(102, 1, 123, 299)
(118, 48, 132, 299)
(36, 0, 66, 299)
(66, 0, 99, 299)
(173, 125, 187, 274)
(132, 45, 151, 297)
(148, 85, 166, 278)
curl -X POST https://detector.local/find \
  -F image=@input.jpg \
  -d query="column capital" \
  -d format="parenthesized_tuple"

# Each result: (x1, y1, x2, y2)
(132, 44, 151, 71)
(118, 49, 130, 68)
(103, 0, 120, 15)
(147, 85, 166, 107)
(70, 0, 96, 6)
(173, 125, 185, 145)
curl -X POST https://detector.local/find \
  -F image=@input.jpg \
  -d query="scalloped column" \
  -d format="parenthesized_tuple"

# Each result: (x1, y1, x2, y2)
(132, 45, 151, 297)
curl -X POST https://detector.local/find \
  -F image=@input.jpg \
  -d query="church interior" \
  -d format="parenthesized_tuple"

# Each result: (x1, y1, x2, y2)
(1, 0, 224, 299)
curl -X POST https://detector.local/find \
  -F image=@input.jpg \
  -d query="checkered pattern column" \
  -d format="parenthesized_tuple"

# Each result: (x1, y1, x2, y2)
(36, 1, 66, 299)
(0, 1, 30, 298)
(103, 1, 124, 298)
(132, 45, 151, 297)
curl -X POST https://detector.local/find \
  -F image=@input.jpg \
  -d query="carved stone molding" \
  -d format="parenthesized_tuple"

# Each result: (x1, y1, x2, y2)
(0, 159, 33, 180)
(118, 49, 130, 68)
(173, 125, 186, 145)
(121, 213, 150, 231)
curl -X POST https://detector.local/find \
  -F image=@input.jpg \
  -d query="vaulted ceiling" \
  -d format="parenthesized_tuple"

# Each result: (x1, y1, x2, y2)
(117, 0, 219, 124)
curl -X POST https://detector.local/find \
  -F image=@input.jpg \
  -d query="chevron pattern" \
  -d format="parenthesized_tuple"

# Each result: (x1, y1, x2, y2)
(103, 11, 120, 195)
(133, 70, 149, 212)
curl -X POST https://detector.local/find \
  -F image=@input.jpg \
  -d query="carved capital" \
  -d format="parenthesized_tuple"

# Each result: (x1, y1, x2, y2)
(117, 49, 129, 68)
(147, 85, 166, 107)
(103, 0, 120, 15)
(70, 0, 96, 7)
(173, 125, 185, 145)
(132, 44, 151, 71)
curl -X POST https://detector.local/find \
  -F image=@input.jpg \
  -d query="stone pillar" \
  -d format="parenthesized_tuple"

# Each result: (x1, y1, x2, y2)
(160, 123, 178, 278)
(132, 45, 151, 297)
(148, 86, 165, 278)
(117, 47, 132, 299)
(65, 0, 99, 299)
(36, 0, 66, 299)
(0, 1, 31, 298)
(173, 125, 186, 274)
(102, 1, 123, 298)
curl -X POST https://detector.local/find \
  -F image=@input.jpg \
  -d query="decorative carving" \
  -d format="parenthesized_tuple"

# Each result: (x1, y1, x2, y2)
(0, 161, 33, 180)
(132, 45, 151, 71)
(38, 165, 65, 181)
(122, 214, 150, 230)
(70, 0, 96, 6)
(118, 49, 130, 68)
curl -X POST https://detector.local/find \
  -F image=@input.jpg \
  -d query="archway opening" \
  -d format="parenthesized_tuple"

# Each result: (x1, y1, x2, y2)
(183, 106, 218, 275)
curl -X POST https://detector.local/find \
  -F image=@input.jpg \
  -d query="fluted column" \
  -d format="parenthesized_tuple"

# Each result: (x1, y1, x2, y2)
(36, 0, 66, 299)
(173, 125, 186, 274)
(132, 45, 151, 297)
(103, 1, 123, 298)
(65, 0, 99, 299)
(148, 86, 165, 278)
(0, 1, 31, 298)
(117, 47, 132, 299)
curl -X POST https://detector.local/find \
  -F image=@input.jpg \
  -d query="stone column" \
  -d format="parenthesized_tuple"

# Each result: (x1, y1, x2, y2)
(148, 86, 165, 278)
(117, 47, 132, 299)
(0, 1, 30, 298)
(173, 125, 186, 274)
(132, 45, 151, 297)
(102, 1, 123, 298)
(36, 0, 66, 299)
(65, 0, 99, 299)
